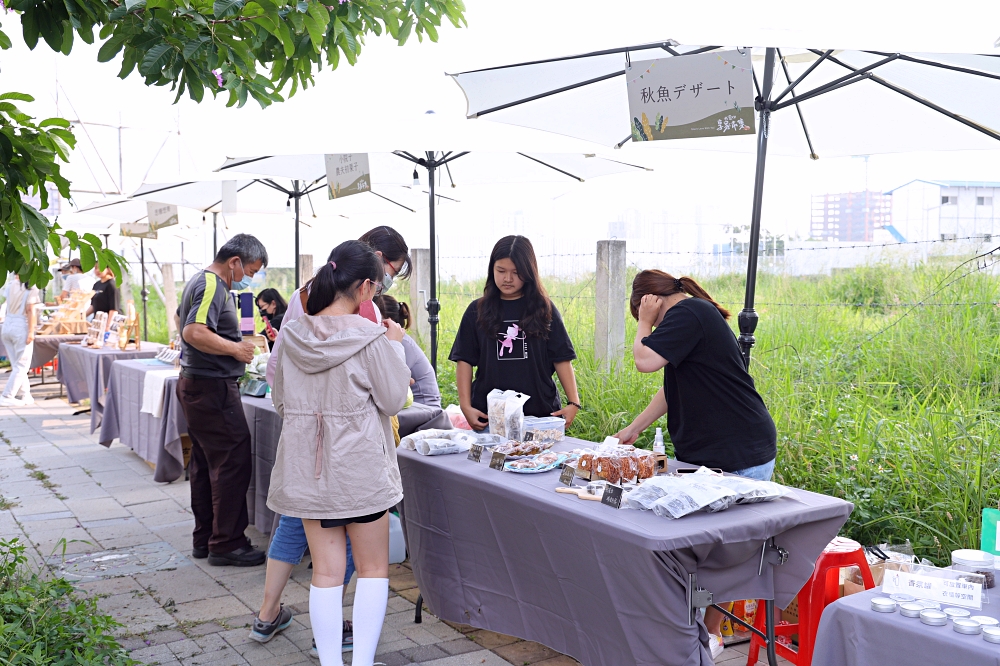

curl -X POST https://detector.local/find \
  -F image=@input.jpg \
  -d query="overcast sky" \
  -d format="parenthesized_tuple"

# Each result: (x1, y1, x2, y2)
(3, 0, 999, 275)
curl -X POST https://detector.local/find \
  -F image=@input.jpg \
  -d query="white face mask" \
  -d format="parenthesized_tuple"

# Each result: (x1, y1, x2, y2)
(381, 272, 394, 294)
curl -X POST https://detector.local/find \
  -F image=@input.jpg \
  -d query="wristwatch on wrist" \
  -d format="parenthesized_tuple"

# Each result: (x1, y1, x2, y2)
(566, 401, 582, 410)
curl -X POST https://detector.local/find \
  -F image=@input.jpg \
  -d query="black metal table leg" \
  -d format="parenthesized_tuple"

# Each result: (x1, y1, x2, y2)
(764, 600, 778, 666)
(414, 593, 423, 624)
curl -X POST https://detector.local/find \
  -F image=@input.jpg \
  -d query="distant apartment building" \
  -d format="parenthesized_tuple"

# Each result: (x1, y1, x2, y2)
(810, 191, 892, 242)
(883, 180, 999, 243)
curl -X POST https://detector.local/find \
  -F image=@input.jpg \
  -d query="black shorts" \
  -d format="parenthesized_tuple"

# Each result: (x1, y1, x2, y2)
(320, 510, 387, 528)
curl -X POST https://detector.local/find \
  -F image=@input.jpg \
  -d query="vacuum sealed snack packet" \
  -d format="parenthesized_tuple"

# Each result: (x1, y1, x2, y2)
(487, 389, 508, 436)
(650, 480, 738, 519)
(504, 391, 531, 441)
(702, 475, 792, 504)
(414, 439, 473, 456)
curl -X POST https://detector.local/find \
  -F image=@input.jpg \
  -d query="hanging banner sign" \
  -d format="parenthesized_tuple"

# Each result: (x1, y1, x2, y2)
(221, 180, 238, 214)
(626, 48, 756, 141)
(325, 153, 371, 199)
(146, 202, 179, 230)
(120, 222, 157, 239)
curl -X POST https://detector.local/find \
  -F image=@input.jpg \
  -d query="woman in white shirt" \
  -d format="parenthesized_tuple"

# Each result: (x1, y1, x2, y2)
(1, 274, 40, 406)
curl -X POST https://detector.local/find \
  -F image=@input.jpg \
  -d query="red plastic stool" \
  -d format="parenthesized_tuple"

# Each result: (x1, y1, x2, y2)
(746, 537, 875, 666)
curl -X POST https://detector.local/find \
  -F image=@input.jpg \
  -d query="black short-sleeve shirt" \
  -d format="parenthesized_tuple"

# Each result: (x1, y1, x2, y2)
(90, 280, 119, 314)
(178, 270, 244, 379)
(641, 297, 776, 472)
(449, 298, 576, 417)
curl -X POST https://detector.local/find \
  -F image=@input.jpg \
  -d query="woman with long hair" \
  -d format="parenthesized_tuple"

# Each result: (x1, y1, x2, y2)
(255, 226, 410, 655)
(375, 295, 441, 408)
(256, 288, 288, 348)
(449, 235, 581, 429)
(267, 240, 410, 666)
(615, 269, 776, 657)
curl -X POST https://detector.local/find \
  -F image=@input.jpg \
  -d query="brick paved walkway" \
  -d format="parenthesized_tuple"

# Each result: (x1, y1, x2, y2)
(0, 380, 783, 666)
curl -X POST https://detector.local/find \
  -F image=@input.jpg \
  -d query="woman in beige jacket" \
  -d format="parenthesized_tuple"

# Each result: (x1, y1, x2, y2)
(267, 239, 410, 666)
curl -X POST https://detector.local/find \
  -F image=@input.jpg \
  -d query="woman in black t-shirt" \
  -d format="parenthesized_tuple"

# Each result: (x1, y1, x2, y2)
(615, 269, 777, 654)
(615, 269, 776, 475)
(449, 235, 581, 431)
(256, 288, 287, 350)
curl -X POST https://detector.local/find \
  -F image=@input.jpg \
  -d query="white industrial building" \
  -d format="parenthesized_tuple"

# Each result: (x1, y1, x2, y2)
(884, 179, 999, 243)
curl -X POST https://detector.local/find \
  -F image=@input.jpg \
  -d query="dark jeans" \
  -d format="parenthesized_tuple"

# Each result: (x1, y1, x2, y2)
(177, 375, 252, 554)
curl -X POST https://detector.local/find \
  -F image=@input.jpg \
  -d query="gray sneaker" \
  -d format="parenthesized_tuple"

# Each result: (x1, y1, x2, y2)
(249, 605, 293, 643)
(309, 622, 353, 658)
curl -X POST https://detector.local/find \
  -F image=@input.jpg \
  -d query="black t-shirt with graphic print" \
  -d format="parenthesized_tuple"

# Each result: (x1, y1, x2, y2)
(449, 297, 576, 418)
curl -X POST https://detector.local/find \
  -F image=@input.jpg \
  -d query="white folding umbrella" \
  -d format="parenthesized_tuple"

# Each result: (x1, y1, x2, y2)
(448, 43, 1000, 369)
(219, 140, 651, 370)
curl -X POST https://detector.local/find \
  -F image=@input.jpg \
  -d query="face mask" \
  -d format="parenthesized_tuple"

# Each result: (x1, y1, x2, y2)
(230, 259, 253, 291)
(381, 272, 394, 294)
(258, 308, 269, 320)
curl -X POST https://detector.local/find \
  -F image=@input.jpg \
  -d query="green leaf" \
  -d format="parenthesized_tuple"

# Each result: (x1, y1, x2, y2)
(97, 33, 128, 62)
(139, 43, 175, 76)
(125, 0, 147, 10)
(77, 241, 96, 272)
(21, 8, 40, 49)
(0, 92, 34, 102)
(213, 0, 245, 18)
(0, 29, 12, 50)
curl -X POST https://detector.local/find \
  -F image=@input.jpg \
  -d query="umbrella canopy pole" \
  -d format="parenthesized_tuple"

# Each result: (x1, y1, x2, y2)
(212, 212, 218, 259)
(294, 180, 301, 290)
(737, 47, 777, 371)
(426, 153, 440, 372)
(140, 237, 148, 342)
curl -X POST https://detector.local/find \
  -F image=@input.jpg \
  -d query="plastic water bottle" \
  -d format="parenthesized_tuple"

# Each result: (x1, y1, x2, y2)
(653, 427, 665, 455)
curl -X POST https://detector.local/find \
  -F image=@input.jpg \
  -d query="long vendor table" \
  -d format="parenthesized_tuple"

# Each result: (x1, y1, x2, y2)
(396, 440, 853, 666)
(99, 359, 186, 484)
(56, 341, 164, 432)
(813, 587, 1000, 666)
(0, 333, 86, 369)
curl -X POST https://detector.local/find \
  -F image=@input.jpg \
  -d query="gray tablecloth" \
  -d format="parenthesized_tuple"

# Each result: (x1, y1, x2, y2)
(0, 334, 86, 368)
(99, 359, 186, 483)
(239, 396, 452, 536)
(56, 342, 164, 432)
(397, 441, 853, 666)
(814, 587, 1000, 666)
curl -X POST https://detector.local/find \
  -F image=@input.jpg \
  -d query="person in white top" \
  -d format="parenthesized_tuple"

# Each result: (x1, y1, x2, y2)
(1, 274, 40, 406)
(59, 258, 90, 303)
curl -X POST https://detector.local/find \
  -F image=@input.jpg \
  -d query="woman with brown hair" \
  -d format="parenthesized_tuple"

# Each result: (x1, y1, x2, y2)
(615, 269, 776, 657)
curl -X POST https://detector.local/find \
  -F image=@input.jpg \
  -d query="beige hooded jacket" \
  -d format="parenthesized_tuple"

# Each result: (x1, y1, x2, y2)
(266, 313, 410, 520)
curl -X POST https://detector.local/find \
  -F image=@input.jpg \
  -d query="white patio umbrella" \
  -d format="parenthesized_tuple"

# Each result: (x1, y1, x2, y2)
(217, 125, 652, 369)
(448, 43, 1000, 368)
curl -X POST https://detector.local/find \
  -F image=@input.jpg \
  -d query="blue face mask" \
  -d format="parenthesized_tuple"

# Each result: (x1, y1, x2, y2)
(231, 260, 253, 291)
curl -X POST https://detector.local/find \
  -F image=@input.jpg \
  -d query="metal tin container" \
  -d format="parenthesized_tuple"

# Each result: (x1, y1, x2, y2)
(954, 618, 983, 635)
(871, 597, 897, 613)
(890, 593, 916, 603)
(944, 608, 972, 620)
(983, 626, 1000, 643)
(917, 600, 942, 610)
(899, 602, 924, 618)
(920, 609, 948, 626)
(971, 616, 1000, 627)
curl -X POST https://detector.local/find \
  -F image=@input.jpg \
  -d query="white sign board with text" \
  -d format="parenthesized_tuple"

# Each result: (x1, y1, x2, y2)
(881, 568, 984, 609)
(146, 202, 179, 230)
(120, 222, 157, 239)
(325, 153, 371, 199)
(626, 49, 755, 142)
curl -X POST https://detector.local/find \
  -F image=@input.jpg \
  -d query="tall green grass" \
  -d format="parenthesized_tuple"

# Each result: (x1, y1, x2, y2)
(430, 259, 1000, 564)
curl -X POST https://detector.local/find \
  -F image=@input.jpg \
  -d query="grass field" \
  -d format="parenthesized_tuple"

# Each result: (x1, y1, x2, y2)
(142, 256, 1000, 565)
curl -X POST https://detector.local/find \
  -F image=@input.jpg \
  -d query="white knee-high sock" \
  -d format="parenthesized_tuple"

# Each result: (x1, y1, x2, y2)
(309, 585, 343, 666)
(351, 577, 389, 666)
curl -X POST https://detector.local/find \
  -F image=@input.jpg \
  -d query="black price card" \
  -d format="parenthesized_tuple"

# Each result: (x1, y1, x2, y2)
(489, 451, 508, 471)
(559, 465, 577, 486)
(467, 443, 484, 463)
(601, 483, 624, 509)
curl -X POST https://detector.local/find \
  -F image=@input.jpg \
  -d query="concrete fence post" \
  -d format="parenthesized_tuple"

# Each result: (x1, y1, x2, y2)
(408, 248, 431, 350)
(298, 254, 314, 288)
(595, 240, 627, 371)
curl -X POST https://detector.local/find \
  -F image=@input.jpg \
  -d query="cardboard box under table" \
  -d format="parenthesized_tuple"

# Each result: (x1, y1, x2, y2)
(397, 438, 853, 666)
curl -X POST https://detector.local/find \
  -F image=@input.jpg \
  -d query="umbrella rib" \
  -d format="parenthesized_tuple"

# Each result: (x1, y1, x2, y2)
(257, 179, 292, 195)
(472, 70, 627, 117)
(772, 49, 834, 105)
(394, 151, 421, 164)
(771, 73, 867, 110)
(862, 51, 1000, 82)
(516, 153, 584, 182)
(776, 47, 819, 160)
(437, 151, 470, 167)
(811, 50, 1000, 142)
(776, 53, 899, 109)
(135, 181, 198, 196)
(451, 42, 719, 75)
(615, 134, 634, 149)
(218, 156, 272, 170)
(368, 191, 417, 213)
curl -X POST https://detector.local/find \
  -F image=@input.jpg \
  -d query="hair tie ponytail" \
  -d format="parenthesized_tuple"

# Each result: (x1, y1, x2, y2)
(329, 261, 337, 270)
(673, 277, 683, 292)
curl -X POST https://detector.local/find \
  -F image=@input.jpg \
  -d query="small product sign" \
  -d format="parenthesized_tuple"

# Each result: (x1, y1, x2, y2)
(489, 451, 507, 471)
(467, 443, 485, 463)
(881, 570, 983, 609)
(601, 483, 624, 509)
(120, 222, 157, 239)
(559, 465, 577, 486)
(626, 48, 755, 142)
(325, 153, 371, 199)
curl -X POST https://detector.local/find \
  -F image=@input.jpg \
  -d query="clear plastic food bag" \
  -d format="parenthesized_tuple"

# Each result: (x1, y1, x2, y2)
(503, 391, 531, 441)
(703, 475, 792, 504)
(414, 438, 472, 456)
(649, 480, 738, 519)
(487, 389, 508, 436)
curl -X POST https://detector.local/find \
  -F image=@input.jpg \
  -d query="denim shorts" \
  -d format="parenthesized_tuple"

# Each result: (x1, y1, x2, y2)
(731, 459, 776, 481)
(267, 514, 355, 586)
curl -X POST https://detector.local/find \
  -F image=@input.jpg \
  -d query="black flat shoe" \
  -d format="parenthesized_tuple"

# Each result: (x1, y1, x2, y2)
(192, 546, 208, 559)
(208, 545, 266, 567)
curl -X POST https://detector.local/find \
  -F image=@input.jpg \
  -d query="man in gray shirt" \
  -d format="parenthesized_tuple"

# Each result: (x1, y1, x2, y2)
(177, 234, 268, 566)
